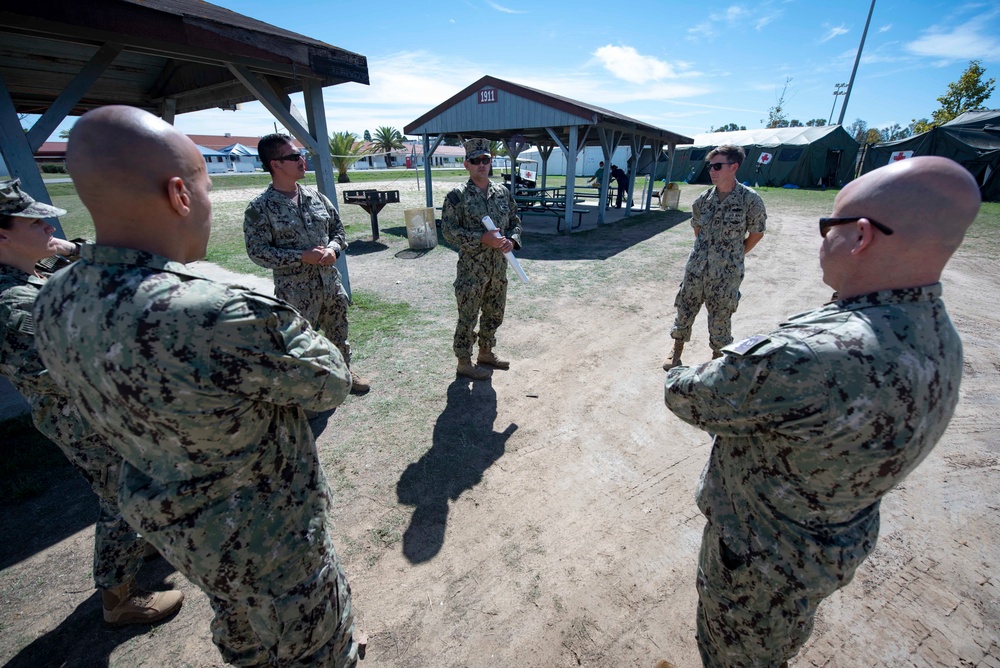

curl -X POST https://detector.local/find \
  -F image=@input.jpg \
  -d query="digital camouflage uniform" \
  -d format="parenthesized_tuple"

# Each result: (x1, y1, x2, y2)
(441, 179, 522, 359)
(663, 285, 962, 667)
(671, 183, 766, 352)
(244, 183, 352, 365)
(0, 255, 145, 590)
(33, 245, 357, 668)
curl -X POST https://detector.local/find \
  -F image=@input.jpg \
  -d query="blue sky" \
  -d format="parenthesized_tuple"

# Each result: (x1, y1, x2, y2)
(47, 0, 1000, 141)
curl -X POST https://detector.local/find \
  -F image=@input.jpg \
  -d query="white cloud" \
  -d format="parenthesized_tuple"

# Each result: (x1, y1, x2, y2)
(906, 18, 1000, 60)
(821, 24, 850, 43)
(485, 1, 526, 14)
(878, 23, 892, 33)
(592, 45, 681, 84)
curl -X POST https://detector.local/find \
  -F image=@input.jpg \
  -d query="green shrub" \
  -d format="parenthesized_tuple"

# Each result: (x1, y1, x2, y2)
(40, 163, 67, 174)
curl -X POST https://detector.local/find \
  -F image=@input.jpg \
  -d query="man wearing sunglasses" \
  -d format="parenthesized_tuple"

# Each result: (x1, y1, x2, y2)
(441, 138, 522, 380)
(663, 145, 766, 370)
(660, 156, 979, 668)
(244, 133, 370, 396)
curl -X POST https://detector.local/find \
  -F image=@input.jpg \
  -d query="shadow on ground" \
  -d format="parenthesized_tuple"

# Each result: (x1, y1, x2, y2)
(396, 377, 515, 564)
(518, 209, 691, 262)
(3, 556, 182, 668)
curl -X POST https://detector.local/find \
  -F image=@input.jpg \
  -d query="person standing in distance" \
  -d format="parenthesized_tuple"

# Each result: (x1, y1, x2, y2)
(0, 179, 183, 626)
(660, 156, 979, 667)
(441, 138, 522, 381)
(663, 145, 765, 369)
(244, 133, 370, 395)
(34, 106, 359, 666)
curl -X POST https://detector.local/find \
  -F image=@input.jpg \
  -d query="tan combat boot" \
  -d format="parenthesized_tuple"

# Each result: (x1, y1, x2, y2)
(662, 340, 684, 371)
(102, 580, 184, 626)
(348, 367, 371, 395)
(653, 661, 678, 668)
(477, 345, 510, 370)
(457, 357, 491, 380)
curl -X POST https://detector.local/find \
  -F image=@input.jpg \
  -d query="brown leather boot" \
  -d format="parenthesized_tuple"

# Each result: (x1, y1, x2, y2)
(101, 580, 184, 626)
(348, 367, 370, 395)
(662, 340, 684, 371)
(477, 345, 510, 370)
(457, 357, 491, 380)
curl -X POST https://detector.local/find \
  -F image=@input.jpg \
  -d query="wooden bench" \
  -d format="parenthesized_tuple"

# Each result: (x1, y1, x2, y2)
(519, 206, 588, 232)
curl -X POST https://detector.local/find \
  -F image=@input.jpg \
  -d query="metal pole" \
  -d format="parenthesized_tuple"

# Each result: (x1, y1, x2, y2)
(828, 83, 847, 125)
(837, 0, 876, 126)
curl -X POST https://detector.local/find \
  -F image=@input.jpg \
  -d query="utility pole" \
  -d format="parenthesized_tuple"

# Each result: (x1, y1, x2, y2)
(828, 83, 848, 125)
(838, 0, 876, 126)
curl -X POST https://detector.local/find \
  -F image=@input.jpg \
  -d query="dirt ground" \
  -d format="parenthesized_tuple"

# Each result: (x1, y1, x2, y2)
(1, 177, 998, 668)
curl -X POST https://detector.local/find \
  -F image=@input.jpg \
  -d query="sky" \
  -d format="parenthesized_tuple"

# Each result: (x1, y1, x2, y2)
(40, 0, 1000, 142)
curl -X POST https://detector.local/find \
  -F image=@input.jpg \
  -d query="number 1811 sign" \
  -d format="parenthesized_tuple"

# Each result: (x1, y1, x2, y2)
(478, 88, 498, 104)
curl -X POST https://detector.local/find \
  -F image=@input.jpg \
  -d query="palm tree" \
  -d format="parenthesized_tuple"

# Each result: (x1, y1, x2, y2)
(328, 131, 372, 183)
(372, 126, 405, 168)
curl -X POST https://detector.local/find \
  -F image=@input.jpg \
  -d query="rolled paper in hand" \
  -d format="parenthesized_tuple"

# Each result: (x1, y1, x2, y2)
(482, 215, 529, 283)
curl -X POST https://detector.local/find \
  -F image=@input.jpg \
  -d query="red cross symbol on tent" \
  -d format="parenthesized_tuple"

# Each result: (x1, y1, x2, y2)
(757, 152, 773, 165)
(891, 151, 913, 162)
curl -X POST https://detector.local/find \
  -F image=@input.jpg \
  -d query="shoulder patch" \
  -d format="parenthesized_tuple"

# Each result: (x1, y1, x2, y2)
(722, 334, 784, 357)
(446, 191, 460, 206)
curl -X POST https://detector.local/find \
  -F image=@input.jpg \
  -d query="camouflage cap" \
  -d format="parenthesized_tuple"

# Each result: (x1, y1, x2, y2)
(463, 138, 491, 160)
(0, 179, 66, 218)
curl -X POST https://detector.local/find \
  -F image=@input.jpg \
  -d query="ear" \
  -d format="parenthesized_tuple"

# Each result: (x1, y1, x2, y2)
(166, 176, 192, 217)
(850, 218, 876, 256)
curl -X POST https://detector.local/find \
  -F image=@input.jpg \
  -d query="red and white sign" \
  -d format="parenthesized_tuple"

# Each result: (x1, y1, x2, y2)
(757, 152, 773, 165)
(890, 150, 914, 162)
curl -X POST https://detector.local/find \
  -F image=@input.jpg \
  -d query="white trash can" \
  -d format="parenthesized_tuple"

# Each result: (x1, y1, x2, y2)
(404, 208, 438, 250)
(659, 183, 681, 210)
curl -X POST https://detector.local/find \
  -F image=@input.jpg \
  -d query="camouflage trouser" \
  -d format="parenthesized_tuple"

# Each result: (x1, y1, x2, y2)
(276, 273, 351, 366)
(696, 522, 834, 668)
(143, 524, 356, 667)
(48, 432, 145, 590)
(453, 271, 508, 359)
(670, 272, 741, 352)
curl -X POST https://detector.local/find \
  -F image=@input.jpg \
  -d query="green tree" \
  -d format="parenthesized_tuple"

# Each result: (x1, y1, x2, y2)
(788, 119, 803, 127)
(372, 126, 405, 168)
(328, 131, 372, 183)
(764, 77, 793, 128)
(847, 118, 869, 144)
(59, 127, 71, 139)
(930, 60, 996, 127)
(863, 129, 882, 145)
(363, 129, 372, 142)
(805, 119, 827, 127)
(910, 118, 932, 134)
(712, 123, 746, 132)
(488, 140, 507, 157)
(878, 123, 911, 142)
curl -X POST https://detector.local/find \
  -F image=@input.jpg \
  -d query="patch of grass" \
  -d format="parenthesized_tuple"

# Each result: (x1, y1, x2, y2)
(348, 290, 416, 353)
(0, 414, 74, 502)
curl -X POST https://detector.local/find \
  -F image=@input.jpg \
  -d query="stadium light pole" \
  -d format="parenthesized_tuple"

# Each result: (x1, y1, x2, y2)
(828, 83, 848, 125)
(837, 0, 876, 126)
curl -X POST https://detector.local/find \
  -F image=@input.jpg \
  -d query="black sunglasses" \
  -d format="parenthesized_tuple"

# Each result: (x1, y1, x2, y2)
(467, 156, 491, 165)
(274, 152, 305, 162)
(707, 162, 734, 172)
(819, 216, 895, 238)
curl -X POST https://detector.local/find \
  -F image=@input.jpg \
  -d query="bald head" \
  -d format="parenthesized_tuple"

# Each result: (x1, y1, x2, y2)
(821, 156, 981, 297)
(67, 106, 212, 262)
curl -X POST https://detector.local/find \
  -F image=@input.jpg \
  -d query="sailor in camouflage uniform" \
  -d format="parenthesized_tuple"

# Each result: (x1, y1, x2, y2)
(33, 107, 359, 667)
(244, 133, 370, 395)
(0, 179, 183, 626)
(441, 138, 522, 381)
(664, 145, 766, 370)
(660, 156, 979, 668)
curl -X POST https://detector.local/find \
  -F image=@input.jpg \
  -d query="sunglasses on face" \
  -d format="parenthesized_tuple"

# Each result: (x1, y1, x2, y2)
(274, 153, 305, 163)
(819, 216, 895, 238)
(707, 162, 734, 172)
(467, 156, 491, 165)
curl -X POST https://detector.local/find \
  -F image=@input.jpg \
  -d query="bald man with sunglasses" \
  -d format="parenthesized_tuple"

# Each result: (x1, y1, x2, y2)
(664, 144, 766, 369)
(659, 156, 979, 668)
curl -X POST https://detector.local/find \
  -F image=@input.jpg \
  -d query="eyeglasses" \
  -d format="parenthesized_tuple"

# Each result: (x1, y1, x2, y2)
(467, 156, 491, 165)
(819, 216, 895, 238)
(707, 162, 734, 172)
(274, 153, 305, 163)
